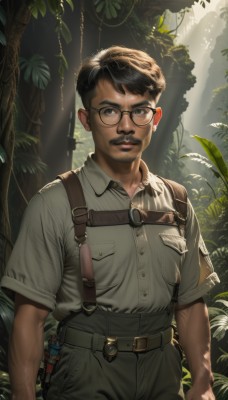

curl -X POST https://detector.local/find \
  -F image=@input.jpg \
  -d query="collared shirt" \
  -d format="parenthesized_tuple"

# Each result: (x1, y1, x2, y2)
(1, 155, 219, 320)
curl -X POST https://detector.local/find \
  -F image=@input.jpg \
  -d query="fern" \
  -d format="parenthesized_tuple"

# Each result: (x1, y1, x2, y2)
(213, 372, 228, 399)
(210, 300, 228, 341)
(14, 131, 39, 150)
(13, 153, 46, 174)
(217, 349, 228, 366)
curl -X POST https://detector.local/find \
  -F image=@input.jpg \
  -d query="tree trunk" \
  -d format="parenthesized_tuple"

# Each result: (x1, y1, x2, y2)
(0, 2, 31, 278)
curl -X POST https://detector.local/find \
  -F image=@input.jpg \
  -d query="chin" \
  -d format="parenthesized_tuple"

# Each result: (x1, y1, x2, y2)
(114, 154, 140, 163)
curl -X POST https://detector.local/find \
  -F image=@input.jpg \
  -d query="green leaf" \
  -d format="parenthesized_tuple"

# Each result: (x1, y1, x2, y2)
(65, 0, 74, 11)
(192, 135, 228, 182)
(0, 145, 7, 163)
(58, 20, 72, 44)
(19, 55, 50, 89)
(0, 30, 6, 46)
(115, 2, 121, 10)
(29, 2, 39, 19)
(37, 0, 47, 17)
(109, 3, 117, 18)
(215, 292, 228, 300)
(0, 5, 6, 25)
(56, 53, 68, 71)
(47, 0, 58, 14)
(96, 1, 105, 13)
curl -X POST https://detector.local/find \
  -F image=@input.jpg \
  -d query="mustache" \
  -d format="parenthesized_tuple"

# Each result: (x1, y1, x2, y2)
(110, 136, 141, 145)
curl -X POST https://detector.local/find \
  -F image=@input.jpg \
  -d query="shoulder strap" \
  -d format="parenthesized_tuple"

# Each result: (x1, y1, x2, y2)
(158, 177, 188, 309)
(58, 171, 97, 315)
(159, 177, 188, 236)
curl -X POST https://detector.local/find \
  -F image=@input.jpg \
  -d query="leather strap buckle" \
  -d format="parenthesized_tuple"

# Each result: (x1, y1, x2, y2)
(128, 208, 143, 227)
(174, 210, 186, 224)
(133, 336, 148, 352)
(72, 206, 88, 224)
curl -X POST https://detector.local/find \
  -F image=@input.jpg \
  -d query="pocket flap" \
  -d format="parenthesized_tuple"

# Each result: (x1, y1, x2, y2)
(159, 234, 187, 255)
(91, 243, 115, 261)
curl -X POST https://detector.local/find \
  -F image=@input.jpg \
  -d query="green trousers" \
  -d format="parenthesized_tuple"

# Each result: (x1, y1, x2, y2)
(46, 310, 185, 400)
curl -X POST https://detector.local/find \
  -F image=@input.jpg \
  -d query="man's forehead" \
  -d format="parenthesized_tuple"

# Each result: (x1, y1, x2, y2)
(90, 78, 154, 105)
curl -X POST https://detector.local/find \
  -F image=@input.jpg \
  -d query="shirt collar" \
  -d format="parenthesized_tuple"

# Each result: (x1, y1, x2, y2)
(82, 153, 163, 196)
(140, 159, 163, 195)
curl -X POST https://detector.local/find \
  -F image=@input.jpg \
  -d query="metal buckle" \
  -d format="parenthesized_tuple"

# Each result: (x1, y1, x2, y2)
(72, 206, 88, 224)
(82, 302, 97, 315)
(129, 208, 143, 227)
(103, 336, 118, 362)
(133, 336, 149, 352)
(174, 210, 186, 224)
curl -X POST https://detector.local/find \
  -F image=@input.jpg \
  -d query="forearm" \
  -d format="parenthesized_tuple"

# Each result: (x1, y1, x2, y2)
(175, 299, 213, 388)
(8, 295, 48, 400)
(9, 321, 44, 399)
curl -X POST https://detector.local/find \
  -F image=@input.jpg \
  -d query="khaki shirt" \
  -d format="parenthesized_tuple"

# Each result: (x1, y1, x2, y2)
(1, 155, 219, 320)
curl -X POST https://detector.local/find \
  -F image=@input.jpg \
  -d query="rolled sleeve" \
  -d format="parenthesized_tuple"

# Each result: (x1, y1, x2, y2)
(177, 200, 220, 305)
(1, 189, 65, 310)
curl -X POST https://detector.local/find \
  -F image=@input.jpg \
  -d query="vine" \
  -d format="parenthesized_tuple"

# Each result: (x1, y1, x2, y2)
(79, 0, 84, 66)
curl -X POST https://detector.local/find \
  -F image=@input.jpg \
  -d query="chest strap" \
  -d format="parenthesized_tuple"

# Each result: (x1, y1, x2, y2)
(58, 171, 187, 314)
(87, 208, 181, 228)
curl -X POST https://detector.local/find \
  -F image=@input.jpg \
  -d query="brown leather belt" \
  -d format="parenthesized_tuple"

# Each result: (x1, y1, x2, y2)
(61, 326, 173, 353)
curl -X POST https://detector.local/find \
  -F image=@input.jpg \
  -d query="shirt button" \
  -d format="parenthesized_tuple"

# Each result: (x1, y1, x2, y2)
(141, 272, 145, 278)
(143, 292, 147, 297)
(140, 250, 144, 255)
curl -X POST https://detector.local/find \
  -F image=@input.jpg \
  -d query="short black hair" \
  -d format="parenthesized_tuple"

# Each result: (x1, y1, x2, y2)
(76, 46, 166, 107)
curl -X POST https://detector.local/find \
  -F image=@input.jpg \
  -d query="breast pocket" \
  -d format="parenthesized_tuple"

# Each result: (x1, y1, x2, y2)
(90, 242, 117, 289)
(159, 233, 188, 285)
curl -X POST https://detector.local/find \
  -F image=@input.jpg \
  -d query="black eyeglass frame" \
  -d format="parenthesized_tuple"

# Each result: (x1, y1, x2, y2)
(87, 106, 157, 127)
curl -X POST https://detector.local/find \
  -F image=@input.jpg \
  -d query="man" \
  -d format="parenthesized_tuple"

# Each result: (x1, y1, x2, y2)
(1, 46, 219, 400)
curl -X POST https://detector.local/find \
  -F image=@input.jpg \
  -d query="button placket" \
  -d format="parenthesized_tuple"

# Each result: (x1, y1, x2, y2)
(134, 225, 149, 304)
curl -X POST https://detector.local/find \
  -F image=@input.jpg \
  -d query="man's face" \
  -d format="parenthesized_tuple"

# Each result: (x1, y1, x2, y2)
(78, 79, 162, 170)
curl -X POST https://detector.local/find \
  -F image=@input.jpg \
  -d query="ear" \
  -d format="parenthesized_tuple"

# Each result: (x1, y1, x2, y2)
(78, 108, 91, 131)
(153, 107, 162, 131)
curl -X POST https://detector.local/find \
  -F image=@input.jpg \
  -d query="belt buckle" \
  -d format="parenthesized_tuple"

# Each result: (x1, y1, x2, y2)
(103, 336, 118, 362)
(133, 336, 148, 352)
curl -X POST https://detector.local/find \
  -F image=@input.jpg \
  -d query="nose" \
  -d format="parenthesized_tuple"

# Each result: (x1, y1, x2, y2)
(117, 111, 135, 135)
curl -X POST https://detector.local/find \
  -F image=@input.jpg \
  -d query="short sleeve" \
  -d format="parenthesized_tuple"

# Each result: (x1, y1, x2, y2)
(177, 199, 220, 305)
(1, 189, 66, 310)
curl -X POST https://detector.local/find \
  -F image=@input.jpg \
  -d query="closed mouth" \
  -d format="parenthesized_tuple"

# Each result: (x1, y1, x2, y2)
(110, 136, 141, 145)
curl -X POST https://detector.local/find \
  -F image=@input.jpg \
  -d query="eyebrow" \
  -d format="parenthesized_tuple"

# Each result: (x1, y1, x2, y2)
(98, 100, 152, 108)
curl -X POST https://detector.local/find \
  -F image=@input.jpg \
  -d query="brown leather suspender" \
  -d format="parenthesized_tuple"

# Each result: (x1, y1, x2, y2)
(58, 170, 97, 314)
(58, 171, 188, 314)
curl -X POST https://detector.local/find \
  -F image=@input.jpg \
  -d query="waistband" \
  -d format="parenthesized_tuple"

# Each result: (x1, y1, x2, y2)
(60, 326, 173, 353)
(62, 309, 173, 336)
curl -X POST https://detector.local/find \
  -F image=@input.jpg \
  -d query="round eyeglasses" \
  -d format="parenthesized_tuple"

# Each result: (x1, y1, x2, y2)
(88, 106, 157, 126)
